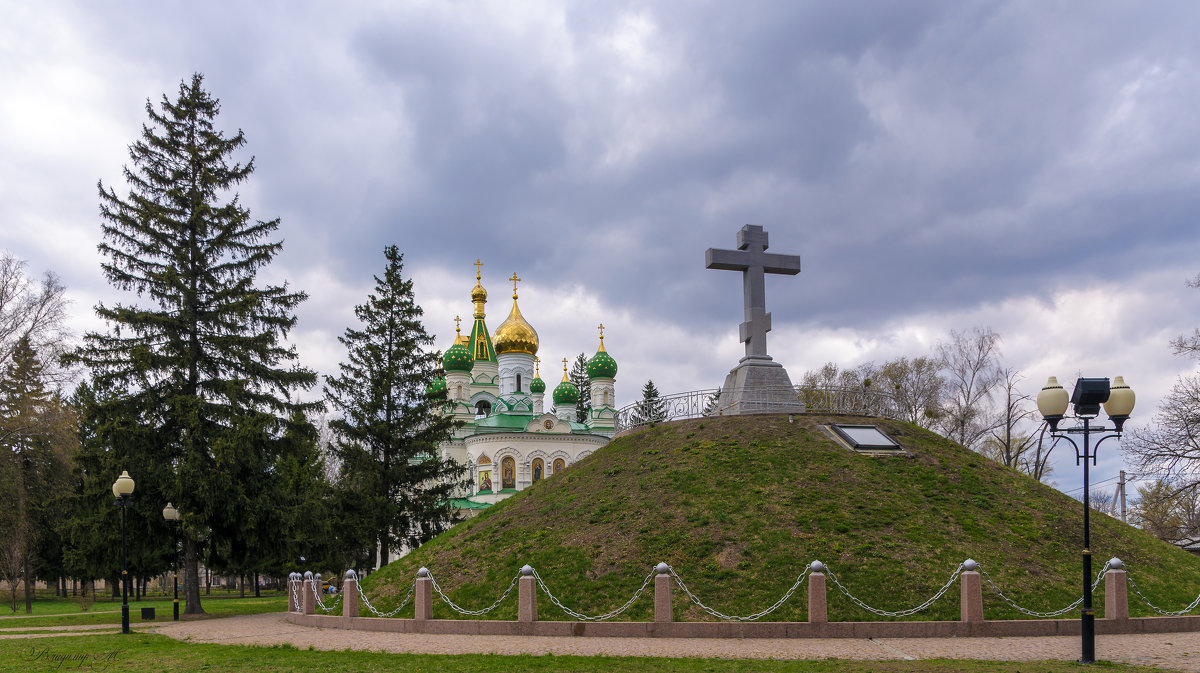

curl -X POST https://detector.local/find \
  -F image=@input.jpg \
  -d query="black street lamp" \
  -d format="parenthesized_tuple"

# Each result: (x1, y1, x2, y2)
(162, 503, 181, 621)
(1038, 376, 1135, 664)
(111, 471, 135, 635)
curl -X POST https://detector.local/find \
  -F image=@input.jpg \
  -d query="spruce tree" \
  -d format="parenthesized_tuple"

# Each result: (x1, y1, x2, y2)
(324, 246, 465, 568)
(569, 353, 590, 423)
(67, 74, 316, 614)
(636, 379, 667, 424)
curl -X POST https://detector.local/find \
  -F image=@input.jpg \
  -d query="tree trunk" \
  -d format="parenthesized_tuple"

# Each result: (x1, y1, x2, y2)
(22, 552, 32, 614)
(183, 537, 205, 615)
(111, 577, 119, 598)
(205, 567, 210, 595)
(239, 573, 245, 599)
(254, 572, 260, 598)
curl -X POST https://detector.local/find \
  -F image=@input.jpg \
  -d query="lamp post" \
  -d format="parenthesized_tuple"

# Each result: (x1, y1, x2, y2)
(1038, 376, 1135, 664)
(111, 471, 135, 635)
(162, 503, 181, 621)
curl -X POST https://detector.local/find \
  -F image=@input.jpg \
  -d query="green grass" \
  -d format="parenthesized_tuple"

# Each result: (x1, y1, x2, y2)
(0, 594, 286, 628)
(362, 414, 1200, 623)
(0, 633, 1165, 672)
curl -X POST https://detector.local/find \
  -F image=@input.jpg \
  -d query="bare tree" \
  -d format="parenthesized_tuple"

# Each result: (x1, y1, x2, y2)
(1125, 374, 1200, 494)
(1134, 479, 1188, 543)
(980, 368, 1039, 468)
(0, 252, 68, 375)
(936, 327, 1003, 449)
(1026, 422, 1057, 483)
(1170, 272, 1200, 359)
(877, 356, 944, 428)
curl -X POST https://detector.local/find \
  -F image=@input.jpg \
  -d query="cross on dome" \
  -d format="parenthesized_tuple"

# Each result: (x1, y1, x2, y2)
(473, 258, 484, 278)
(509, 272, 521, 299)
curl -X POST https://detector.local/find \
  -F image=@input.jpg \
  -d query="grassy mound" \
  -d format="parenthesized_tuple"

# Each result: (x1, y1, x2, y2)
(362, 414, 1200, 622)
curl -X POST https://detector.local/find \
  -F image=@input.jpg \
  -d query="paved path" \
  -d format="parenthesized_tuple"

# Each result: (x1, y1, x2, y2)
(151, 612, 1200, 671)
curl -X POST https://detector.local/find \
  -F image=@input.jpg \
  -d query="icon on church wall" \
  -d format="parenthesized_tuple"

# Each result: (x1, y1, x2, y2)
(501, 457, 516, 490)
(552, 458, 565, 474)
(532, 458, 543, 483)
(479, 471, 492, 492)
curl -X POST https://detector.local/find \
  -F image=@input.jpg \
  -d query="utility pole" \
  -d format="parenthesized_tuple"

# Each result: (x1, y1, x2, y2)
(1119, 470, 1127, 524)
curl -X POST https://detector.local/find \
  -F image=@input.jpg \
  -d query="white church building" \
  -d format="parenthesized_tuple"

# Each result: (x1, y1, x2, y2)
(428, 263, 619, 509)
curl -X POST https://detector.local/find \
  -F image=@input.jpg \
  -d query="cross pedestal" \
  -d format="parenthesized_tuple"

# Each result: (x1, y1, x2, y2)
(705, 224, 803, 415)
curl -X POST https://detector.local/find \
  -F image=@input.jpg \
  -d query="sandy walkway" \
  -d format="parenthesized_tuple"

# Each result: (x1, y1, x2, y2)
(150, 612, 1200, 671)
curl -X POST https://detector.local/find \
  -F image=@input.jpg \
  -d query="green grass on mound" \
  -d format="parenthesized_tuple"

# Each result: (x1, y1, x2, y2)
(362, 414, 1200, 623)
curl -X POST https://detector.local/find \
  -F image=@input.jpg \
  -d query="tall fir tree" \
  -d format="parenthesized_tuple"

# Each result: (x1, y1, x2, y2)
(636, 379, 667, 424)
(569, 353, 590, 423)
(324, 246, 465, 568)
(66, 74, 317, 614)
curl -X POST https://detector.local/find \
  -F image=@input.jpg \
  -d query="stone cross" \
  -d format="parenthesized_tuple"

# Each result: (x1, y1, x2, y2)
(705, 225, 801, 358)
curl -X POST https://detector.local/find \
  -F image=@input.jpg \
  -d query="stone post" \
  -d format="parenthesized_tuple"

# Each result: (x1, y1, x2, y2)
(518, 565, 537, 623)
(808, 562, 827, 624)
(415, 568, 433, 621)
(302, 573, 315, 616)
(960, 560, 983, 623)
(654, 563, 672, 623)
(343, 570, 358, 620)
(1104, 559, 1129, 620)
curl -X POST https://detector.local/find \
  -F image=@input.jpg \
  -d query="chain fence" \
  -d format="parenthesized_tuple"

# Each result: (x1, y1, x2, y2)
(669, 564, 813, 621)
(825, 563, 963, 618)
(533, 568, 655, 621)
(1128, 568, 1200, 616)
(977, 559, 1110, 618)
(429, 570, 520, 616)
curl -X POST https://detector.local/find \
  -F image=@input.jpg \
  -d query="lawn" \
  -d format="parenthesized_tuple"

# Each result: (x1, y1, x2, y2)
(0, 593, 287, 628)
(0, 633, 1165, 673)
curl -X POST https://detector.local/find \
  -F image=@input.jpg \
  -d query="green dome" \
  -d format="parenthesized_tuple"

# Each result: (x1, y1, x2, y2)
(587, 350, 618, 379)
(426, 377, 447, 397)
(443, 343, 473, 372)
(552, 379, 579, 406)
(530, 376, 546, 394)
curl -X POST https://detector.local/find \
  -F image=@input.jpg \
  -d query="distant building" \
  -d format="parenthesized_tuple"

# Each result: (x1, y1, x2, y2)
(430, 265, 618, 510)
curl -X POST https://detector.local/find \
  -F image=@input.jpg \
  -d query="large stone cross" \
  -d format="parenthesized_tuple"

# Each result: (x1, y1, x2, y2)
(705, 225, 801, 359)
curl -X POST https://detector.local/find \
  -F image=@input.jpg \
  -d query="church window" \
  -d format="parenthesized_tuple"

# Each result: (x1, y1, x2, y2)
(475, 400, 491, 417)
(532, 458, 544, 483)
(476, 337, 487, 359)
(516, 373, 522, 392)
(501, 457, 516, 490)
(552, 458, 566, 474)
(456, 384, 463, 400)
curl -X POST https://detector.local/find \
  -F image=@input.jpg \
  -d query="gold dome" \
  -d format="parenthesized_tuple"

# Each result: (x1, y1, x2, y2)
(470, 259, 488, 318)
(493, 273, 539, 356)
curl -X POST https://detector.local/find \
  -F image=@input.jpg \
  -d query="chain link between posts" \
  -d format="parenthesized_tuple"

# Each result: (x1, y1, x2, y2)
(533, 569, 656, 621)
(311, 580, 343, 613)
(356, 579, 415, 618)
(669, 566, 812, 621)
(290, 580, 302, 613)
(429, 571, 520, 616)
(825, 564, 963, 618)
(977, 559, 1111, 618)
(1127, 569, 1200, 616)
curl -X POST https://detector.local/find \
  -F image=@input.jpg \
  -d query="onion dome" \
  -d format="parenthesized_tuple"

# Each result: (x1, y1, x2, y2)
(493, 274, 539, 356)
(552, 358, 579, 406)
(586, 323, 617, 379)
(442, 317, 473, 372)
(426, 377, 447, 397)
(530, 358, 546, 393)
(471, 260, 487, 317)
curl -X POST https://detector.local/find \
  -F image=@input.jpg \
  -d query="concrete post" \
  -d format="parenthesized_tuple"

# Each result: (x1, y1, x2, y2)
(960, 571, 983, 623)
(302, 579, 315, 616)
(518, 566, 537, 623)
(343, 571, 358, 620)
(1105, 568, 1129, 620)
(654, 563, 672, 623)
(415, 569, 433, 621)
(808, 571, 827, 623)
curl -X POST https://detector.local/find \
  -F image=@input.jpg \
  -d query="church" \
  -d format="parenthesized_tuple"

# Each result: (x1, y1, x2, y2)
(428, 262, 619, 510)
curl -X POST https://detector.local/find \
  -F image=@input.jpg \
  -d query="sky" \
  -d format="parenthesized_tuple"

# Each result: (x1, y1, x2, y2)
(3, 1, 1200, 500)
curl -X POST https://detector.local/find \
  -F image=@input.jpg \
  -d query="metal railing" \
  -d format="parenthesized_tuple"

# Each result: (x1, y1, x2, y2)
(614, 386, 904, 433)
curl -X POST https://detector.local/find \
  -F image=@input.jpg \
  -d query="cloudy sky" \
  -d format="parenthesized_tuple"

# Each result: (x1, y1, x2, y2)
(4, 1, 1199, 497)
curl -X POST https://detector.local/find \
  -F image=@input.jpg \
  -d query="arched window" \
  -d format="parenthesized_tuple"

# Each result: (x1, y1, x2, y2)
(516, 373, 522, 392)
(456, 384, 463, 400)
(552, 458, 566, 474)
(501, 456, 516, 490)
(475, 400, 491, 417)
(532, 458, 544, 483)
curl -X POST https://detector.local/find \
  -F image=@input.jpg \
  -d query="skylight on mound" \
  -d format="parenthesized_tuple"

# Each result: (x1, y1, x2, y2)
(831, 424, 901, 452)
